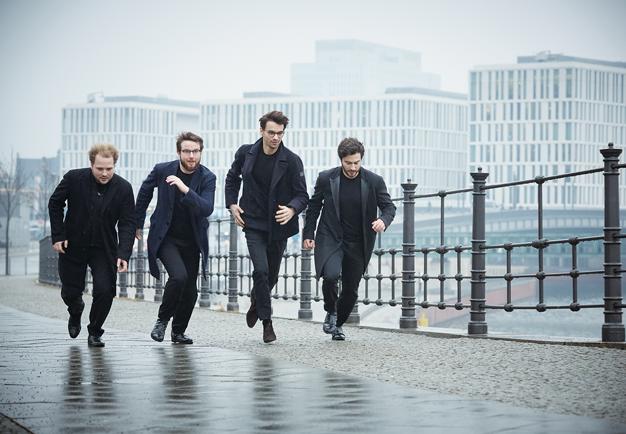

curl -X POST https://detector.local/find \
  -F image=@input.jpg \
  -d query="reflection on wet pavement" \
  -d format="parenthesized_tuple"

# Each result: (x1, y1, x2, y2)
(1, 306, 625, 434)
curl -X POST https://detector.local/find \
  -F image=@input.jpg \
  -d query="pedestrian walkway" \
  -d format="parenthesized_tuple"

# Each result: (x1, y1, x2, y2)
(1, 306, 625, 434)
(0, 276, 625, 433)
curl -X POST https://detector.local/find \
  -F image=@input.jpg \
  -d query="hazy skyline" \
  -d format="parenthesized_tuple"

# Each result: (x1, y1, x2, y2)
(1, 0, 625, 158)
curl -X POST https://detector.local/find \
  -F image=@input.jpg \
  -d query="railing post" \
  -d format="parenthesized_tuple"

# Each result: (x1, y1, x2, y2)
(468, 168, 488, 335)
(298, 214, 313, 320)
(154, 261, 164, 303)
(227, 215, 239, 312)
(135, 232, 145, 300)
(118, 265, 128, 298)
(600, 143, 624, 342)
(199, 224, 211, 307)
(400, 180, 417, 329)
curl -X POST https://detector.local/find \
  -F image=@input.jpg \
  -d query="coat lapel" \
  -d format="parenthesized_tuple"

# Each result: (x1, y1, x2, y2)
(360, 171, 370, 239)
(242, 140, 261, 176)
(166, 161, 178, 204)
(269, 144, 288, 192)
(330, 169, 341, 221)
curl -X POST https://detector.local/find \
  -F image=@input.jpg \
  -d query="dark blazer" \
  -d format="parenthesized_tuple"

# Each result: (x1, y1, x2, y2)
(303, 167, 396, 279)
(48, 168, 135, 263)
(135, 161, 216, 279)
(224, 139, 309, 241)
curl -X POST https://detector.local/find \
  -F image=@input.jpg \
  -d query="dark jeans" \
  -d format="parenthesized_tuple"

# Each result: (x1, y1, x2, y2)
(157, 236, 200, 334)
(59, 246, 116, 337)
(244, 229, 287, 320)
(321, 240, 365, 327)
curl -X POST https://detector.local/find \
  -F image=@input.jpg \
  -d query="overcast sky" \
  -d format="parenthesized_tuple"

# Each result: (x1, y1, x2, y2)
(1, 0, 625, 158)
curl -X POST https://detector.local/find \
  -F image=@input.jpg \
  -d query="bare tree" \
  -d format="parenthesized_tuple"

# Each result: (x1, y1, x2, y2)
(35, 158, 58, 237)
(0, 151, 29, 275)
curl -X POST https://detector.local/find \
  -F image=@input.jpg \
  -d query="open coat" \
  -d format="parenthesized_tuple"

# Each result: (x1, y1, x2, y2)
(224, 139, 308, 241)
(135, 161, 216, 279)
(48, 168, 136, 263)
(302, 167, 396, 279)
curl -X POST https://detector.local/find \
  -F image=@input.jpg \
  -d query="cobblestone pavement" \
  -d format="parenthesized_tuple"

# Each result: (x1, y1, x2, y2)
(1, 276, 625, 431)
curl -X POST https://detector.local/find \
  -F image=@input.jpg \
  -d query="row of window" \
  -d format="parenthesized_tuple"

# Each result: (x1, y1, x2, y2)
(469, 121, 625, 144)
(470, 101, 626, 124)
(63, 107, 186, 135)
(469, 143, 612, 165)
(470, 67, 626, 103)
(201, 99, 467, 131)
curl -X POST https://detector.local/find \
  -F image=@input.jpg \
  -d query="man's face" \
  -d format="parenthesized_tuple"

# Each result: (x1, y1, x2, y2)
(91, 154, 115, 184)
(340, 153, 362, 179)
(178, 140, 202, 172)
(260, 120, 285, 153)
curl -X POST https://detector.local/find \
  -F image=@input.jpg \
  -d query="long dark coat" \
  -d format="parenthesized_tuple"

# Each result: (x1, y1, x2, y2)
(303, 167, 396, 279)
(135, 161, 216, 279)
(224, 139, 309, 241)
(48, 169, 135, 263)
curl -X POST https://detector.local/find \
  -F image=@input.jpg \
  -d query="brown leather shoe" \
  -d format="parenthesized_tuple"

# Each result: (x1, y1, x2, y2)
(246, 298, 258, 328)
(262, 320, 276, 343)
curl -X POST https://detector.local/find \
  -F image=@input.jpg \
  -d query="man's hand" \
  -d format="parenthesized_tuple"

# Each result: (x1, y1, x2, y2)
(135, 229, 143, 240)
(371, 218, 386, 233)
(117, 258, 128, 272)
(303, 239, 315, 250)
(166, 175, 190, 194)
(229, 204, 245, 227)
(53, 240, 68, 254)
(275, 205, 295, 225)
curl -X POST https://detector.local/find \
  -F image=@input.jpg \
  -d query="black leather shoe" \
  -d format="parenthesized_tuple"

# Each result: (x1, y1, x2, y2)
(151, 319, 168, 342)
(68, 320, 81, 339)
(331, 326, 345, 341)
(171, 333, 193, 344)
(262, 319, 276, 343)
(246, 298, 258, 328)
(67, 301, 84, 339)
(322, 312, 337, 334)
(88, 335, 105, 347)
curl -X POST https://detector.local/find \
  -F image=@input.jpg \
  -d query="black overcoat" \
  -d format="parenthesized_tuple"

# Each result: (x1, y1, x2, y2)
(48, 168, 135, 263)
(224, 139, 309, 241)
(303, 167, 396, 279)
(135, 161, 216, 279)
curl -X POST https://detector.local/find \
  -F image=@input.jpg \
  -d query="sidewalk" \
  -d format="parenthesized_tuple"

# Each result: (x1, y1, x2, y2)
(1, 276, 625, 433)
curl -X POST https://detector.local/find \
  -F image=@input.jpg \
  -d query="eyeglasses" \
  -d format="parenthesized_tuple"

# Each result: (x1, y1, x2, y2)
(180, 149, 202, 155)
(265, 130, 285, 138)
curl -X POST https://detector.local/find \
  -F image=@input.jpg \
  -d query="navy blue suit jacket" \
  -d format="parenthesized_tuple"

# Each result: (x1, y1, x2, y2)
(135, 161, 216, 279)
(224, 139, 308, 241)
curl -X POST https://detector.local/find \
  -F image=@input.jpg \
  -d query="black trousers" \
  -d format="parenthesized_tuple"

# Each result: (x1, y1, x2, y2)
(59, 246, 116, 337)
(244, 229, 287, 320)
(321, 240, 365, 327)
(157, 236, 200, 334)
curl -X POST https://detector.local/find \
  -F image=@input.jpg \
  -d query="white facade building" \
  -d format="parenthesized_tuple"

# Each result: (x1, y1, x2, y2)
(291, 39, 441, 97)
(61, 93, 199, 192)
(200, 89, 467, 216)
(469, 52, 626, 209)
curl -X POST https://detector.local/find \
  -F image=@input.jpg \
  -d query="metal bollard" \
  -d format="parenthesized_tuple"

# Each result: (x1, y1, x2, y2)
(600, 143, 624, 342)
(199, 224, 211, 308)
(299, 214, 313, 320)
(400, 180, 418, 328)
(468, 168, 488, 335)
(135, 233, 145, 300)
(227, 215, 239, 312)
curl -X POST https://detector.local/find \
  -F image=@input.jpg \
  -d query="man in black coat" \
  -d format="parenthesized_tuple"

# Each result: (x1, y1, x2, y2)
(48, 144, 135, 347)
(225, 111, 308, 343)
(303, 138, 396, 340)
(135, 132, 216, 345)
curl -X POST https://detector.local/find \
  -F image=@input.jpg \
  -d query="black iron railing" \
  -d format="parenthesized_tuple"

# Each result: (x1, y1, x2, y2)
(38, 143, 625, 342)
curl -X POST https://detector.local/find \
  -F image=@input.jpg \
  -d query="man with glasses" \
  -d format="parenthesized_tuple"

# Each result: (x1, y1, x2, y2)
(135, 132, 216, 344)
(225, 111, 308, 343)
